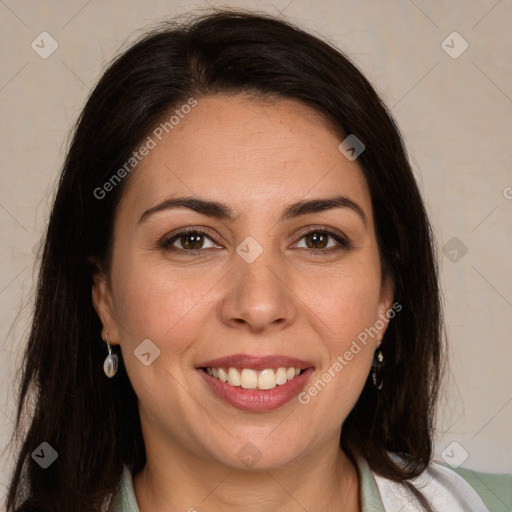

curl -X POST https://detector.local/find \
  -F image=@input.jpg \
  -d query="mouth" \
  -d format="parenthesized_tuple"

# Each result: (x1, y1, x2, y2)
(196, 354, 315, 411)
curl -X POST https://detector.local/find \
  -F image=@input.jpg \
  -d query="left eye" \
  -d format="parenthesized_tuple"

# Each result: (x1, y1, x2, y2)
(293, 229, 349, 252)
(162, 229, 219, 251)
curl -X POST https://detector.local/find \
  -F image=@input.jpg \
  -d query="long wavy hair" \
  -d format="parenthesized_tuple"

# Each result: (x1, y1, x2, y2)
(6, 9, 444, 512)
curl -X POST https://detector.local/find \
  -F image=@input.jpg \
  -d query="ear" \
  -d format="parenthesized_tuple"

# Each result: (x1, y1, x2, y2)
(91, 266, 121, 345)
(375, 274, 394, 346)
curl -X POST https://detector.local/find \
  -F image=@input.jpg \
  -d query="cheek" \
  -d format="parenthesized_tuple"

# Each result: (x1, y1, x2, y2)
(111, 255, 209, 341)
(299, 258, 383, 344)
(109, 261, 209, 418)
(296, 277, 379, 430)
(294, 258, 382, 408)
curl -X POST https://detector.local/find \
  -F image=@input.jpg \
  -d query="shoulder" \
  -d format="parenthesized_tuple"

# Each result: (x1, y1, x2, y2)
(450, 464, 512, 512)
(372, 454, 511, 512)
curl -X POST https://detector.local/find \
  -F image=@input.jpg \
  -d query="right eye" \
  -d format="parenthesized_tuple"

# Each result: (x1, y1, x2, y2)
(160, 228, 221, 254)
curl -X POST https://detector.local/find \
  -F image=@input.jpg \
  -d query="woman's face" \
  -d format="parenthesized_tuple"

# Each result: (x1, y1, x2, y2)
(93, 94, 393, 469)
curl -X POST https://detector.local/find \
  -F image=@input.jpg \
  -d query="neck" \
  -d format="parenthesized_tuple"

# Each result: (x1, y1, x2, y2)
(133, 432, 361, 512)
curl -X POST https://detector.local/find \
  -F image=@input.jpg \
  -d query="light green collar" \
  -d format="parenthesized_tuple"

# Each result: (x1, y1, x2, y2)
(355, 454, 386, 512)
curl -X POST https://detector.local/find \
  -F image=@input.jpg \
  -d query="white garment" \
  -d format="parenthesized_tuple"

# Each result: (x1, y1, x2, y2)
(373, 459, 491, 512)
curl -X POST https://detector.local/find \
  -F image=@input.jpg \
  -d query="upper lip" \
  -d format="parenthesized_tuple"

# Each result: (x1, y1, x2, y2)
(197, 354, 315, 371)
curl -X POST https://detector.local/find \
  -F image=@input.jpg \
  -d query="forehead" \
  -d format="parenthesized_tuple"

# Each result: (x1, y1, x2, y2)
(117, 94, 372, 220)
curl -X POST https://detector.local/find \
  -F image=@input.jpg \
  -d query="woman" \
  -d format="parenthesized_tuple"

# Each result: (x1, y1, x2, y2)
(6, 9, 511, 512)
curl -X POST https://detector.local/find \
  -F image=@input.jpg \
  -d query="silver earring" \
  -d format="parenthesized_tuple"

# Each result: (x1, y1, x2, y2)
(371, 349, 384, 390)
(103, 333, 118, 378)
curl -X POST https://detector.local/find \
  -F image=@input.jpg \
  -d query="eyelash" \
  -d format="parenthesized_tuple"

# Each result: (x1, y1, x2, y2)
(159, 227, 351, 256)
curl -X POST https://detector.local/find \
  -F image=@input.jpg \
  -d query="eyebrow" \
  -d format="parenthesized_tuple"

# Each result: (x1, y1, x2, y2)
(138, 195, 367, 226)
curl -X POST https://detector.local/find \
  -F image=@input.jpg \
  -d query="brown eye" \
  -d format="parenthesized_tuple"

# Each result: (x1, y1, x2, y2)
(178, 232, 206, 250)
(304, 231, 329, 249)
(295, 229, 350, 253)
(160, 229, 219, 253)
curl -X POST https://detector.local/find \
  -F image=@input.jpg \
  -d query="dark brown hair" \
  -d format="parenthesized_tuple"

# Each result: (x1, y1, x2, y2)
(6, 9, 444, 512)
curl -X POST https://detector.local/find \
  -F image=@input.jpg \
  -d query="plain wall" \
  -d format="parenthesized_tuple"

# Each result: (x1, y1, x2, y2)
(1, 0, 511, 500)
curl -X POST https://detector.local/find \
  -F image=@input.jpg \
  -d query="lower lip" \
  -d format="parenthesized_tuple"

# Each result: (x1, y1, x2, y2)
(198, 368, 314, 412)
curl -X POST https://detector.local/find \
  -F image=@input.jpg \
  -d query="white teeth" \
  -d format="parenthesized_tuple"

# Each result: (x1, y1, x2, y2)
(227, 367, 241, 387)
(275, 367, 288, 385)
(258, 369, 276, 390)
(240, 369, 258, 389)
(207, 366, 303, 390)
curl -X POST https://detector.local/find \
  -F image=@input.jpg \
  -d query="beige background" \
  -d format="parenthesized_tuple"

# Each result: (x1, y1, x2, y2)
(1, 0, 511, 499)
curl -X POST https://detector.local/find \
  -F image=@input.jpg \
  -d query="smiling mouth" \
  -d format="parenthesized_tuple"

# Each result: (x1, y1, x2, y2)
(201, 366, 306, 391)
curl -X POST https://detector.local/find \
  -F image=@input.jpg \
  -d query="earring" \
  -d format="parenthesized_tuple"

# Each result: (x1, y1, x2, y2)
(103, 333, 119, 378)
(371, 349, 384, 390)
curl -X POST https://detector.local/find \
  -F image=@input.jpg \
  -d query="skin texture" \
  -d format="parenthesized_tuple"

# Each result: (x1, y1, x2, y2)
(93, 94, 393, 512)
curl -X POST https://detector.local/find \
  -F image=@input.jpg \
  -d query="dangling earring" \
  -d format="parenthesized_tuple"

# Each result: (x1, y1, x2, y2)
(371, 349, 384, 390)
(103, 333, 118, 378)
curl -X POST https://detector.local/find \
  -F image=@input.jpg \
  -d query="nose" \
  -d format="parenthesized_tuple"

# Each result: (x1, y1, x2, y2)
(220, 249, 298, 333)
